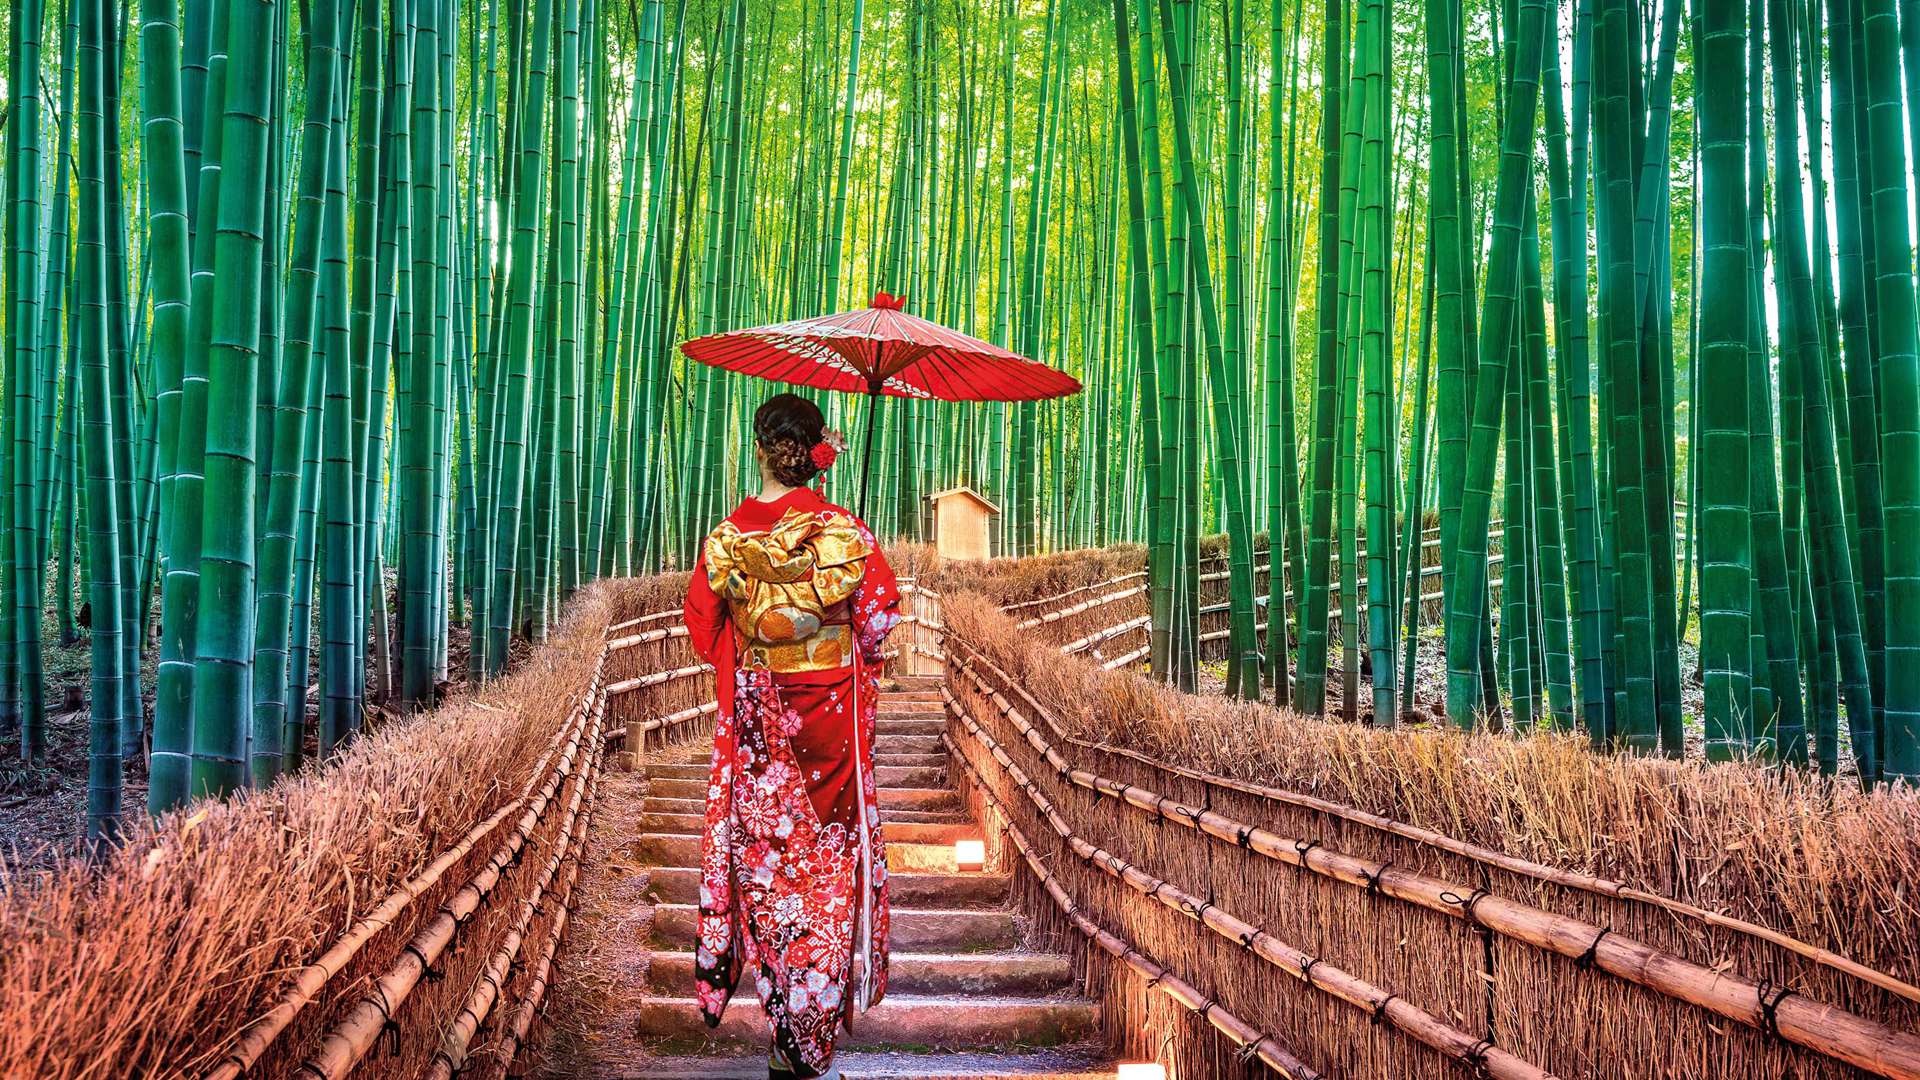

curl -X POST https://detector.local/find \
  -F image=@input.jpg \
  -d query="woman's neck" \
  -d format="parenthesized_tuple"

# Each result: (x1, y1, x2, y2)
(754, 479, 800, 504)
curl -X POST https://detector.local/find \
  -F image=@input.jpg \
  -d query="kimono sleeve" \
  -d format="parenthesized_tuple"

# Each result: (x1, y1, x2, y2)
(851, 537, 903, 664)
(683, 553, 730, 663)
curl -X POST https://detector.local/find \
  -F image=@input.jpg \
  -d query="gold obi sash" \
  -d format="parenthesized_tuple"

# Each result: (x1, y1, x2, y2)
(704, 506, 873, 674)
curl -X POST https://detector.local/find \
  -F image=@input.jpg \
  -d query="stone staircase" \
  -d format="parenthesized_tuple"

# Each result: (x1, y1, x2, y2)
(629, 678, 1112, 1079)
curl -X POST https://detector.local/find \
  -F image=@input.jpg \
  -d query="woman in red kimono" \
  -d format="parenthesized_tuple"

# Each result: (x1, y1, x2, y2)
(682, 393, 901, 1080)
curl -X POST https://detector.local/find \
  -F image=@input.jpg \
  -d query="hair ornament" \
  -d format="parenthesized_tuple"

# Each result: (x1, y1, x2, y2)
(810, 436, 841, 472)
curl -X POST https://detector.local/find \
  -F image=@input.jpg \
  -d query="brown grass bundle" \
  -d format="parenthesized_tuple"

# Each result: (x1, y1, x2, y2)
(927, 544, 1146, 607)
(0, 582, 624, 1079)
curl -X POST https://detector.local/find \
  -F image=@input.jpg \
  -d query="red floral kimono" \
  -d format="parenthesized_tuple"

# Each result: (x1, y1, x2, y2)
(683, 487, 901, 1077)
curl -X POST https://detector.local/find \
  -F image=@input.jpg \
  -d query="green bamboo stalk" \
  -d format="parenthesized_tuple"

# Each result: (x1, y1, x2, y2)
(1441, 0, 1546, 728)
(78, 0, 124, 846)
(187, 0, 279, 798)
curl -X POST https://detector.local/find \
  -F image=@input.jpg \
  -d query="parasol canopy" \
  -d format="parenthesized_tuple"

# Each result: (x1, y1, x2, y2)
(679, 290, 1083, 402)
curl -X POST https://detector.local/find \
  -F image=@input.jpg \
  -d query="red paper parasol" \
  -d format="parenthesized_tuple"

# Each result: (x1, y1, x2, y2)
(680, 291, 1082, 510)
(680, 290, 1082, 402)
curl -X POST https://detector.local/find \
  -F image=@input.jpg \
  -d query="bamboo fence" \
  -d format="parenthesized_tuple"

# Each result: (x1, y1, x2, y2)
(0, 577, 666, 1079)
(935, 588, 1920, 1079)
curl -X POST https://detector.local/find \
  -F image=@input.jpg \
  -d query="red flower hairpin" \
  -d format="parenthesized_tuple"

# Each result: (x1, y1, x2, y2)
(811, 429, 846, 472)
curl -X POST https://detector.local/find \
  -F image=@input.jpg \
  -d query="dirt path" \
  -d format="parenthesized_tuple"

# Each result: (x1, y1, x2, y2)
(533, 739, 667, 1077)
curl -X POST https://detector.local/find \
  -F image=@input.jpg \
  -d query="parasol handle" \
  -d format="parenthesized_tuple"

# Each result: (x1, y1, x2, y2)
(858, 381, 882, 519)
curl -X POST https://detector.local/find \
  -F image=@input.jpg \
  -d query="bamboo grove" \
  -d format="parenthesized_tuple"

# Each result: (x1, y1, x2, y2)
(0, 0, 1917, 846)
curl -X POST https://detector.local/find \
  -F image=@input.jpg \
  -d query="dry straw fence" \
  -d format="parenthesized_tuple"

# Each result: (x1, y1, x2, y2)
(934, 570, 1920, 1080)
(0, 575, 683, 1080)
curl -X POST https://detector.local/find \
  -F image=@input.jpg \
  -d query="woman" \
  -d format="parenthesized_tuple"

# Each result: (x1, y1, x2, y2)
(682, 393, 901, 1080)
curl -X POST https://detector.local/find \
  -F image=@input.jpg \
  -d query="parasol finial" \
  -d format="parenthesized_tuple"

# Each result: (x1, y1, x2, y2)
(870, 290, 907, 311)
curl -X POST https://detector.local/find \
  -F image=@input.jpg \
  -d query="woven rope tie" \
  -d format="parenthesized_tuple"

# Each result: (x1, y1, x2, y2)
(1575, 926, 1611, 970)
(1756, 979, 1794, 1042)
(405, 942, 444, 982)
(1362, 861, 1393, 897)
(1441, 887, 1493, 931)
(1465, 1038, 1495, 1077)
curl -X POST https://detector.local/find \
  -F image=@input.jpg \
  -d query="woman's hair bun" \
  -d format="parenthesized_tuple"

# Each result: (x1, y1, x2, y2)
(754, 393, 827, 487)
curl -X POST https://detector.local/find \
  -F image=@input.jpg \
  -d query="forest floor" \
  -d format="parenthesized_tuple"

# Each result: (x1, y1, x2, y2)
(0, 627, 135, 872)
(0, 574, 492, 874)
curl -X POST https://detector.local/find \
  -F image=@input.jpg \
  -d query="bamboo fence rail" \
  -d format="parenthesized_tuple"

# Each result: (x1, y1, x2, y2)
(963, 634, 1920, 1006)
(934, 595, 1920, 1079)
(945, 656, 1920, 1078)
(291, 666, 609, 1080)
(423, 696, 602, 1080)
(941, 713, 1554, 1080)
(33, 581, 651, 1080)
(205, 677, 600, 1079)
(942, 728, 1325, 1080)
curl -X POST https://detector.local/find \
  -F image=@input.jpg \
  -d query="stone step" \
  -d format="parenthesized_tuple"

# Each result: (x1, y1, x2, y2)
(655, 740, 945, 765)
(881, 764, 947, 787)
(629, 1047, 1115, 1079)
(650, 904, 1020, 951)
(632, 833, 967, 873)
(643, 950, 1075, 997)
(877, 718, 944, 737)
(634, 995, 1098, 1051)
(875, 752, 949, 768)
(874, 734, 944, 755)
(645, 777, 958, 809)
(882, 676, 945, 692)
(880, 692, 942, 704)
(643, 866, 1010, 907)
(637, 814, 977, 847)
(645, 762, 727, 781)
(645, 760, 944, 787)
(880, 703, 944, 717)
(642, 796, 968, 826)
(646, 761, 948, 788)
